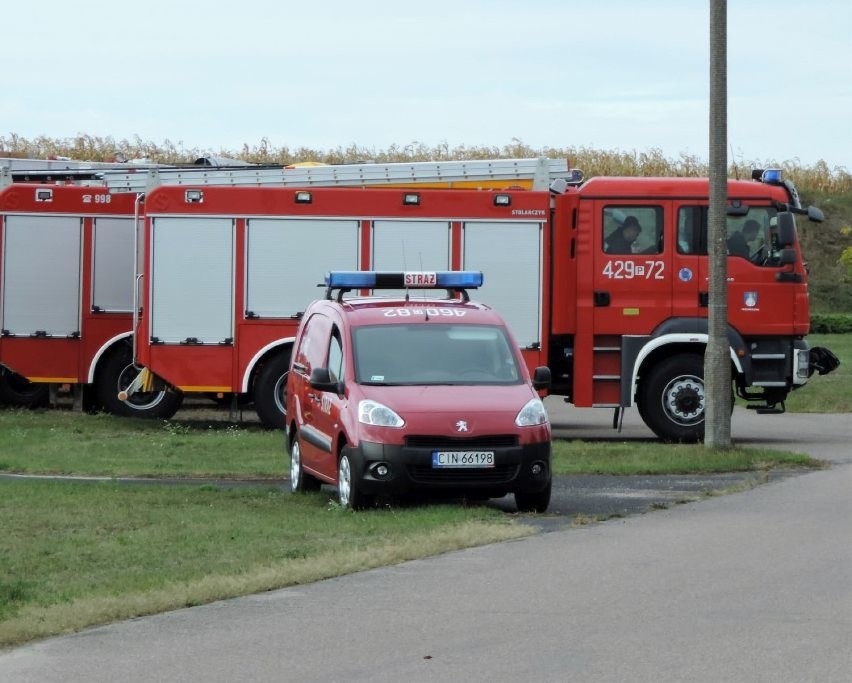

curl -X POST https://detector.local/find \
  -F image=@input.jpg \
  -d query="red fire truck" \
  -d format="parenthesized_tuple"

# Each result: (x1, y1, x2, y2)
(127, 167, 835, 440)
(0, 158, 566, 417)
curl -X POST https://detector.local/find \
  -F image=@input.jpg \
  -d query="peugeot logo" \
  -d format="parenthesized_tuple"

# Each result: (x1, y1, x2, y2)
(455, 420, 468, 432)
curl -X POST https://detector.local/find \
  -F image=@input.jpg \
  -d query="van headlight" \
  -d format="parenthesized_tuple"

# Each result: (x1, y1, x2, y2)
(358, 400, 405, 428)
(515, 397, 548, 426)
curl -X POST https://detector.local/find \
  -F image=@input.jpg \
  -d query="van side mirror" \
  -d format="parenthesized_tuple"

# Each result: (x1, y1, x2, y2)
(532, 366, 551, 391)
(309, 367, 341, 394)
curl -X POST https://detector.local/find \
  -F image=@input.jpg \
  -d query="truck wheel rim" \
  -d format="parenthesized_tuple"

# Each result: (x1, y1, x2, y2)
(117, 364, 165, 410)
(663, 375, 705, 425)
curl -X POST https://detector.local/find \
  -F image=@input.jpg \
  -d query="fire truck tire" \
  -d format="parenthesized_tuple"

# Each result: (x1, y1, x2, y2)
(0, 371, 49, 408)
(514, 481, 552, 513)
(639, 354, 706, 443)
(254, 350, 291, 429)
(289, 436, 322, 493)
(95, 347, 183, 419)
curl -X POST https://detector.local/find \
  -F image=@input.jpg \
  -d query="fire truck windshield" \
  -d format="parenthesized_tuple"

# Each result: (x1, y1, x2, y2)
(353, 323, 522, 386)
(677, 206, 786, 266)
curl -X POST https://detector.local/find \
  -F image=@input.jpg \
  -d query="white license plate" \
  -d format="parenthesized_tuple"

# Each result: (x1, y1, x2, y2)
(432, 451, 495, 468)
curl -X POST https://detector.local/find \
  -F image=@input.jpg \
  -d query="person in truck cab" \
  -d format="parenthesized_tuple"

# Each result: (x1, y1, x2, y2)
(605, 215, 642, 253)
(727, 219, 761, 259)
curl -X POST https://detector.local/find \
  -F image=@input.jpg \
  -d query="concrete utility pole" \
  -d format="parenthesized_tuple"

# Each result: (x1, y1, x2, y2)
(705, 0, 732, 448)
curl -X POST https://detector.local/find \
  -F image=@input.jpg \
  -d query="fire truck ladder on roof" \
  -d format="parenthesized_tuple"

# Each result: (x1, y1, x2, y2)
(98, 157, 571, 193)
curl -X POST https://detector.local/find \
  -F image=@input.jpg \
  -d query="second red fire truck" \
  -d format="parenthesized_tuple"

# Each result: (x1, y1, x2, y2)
(125, 166, 835, 441)
(0, 157, 837, 440)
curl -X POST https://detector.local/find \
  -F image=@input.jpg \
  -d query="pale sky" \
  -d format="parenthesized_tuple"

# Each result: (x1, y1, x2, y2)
(3, 0, 850, 169)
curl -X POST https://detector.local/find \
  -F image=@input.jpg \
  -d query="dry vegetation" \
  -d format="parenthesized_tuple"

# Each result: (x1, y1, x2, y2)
(2, 133, 851, 310)
(2, 133, 850, 195)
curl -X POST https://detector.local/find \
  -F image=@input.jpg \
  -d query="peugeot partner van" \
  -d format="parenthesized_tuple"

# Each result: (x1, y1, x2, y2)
(285, 271, 552, 511)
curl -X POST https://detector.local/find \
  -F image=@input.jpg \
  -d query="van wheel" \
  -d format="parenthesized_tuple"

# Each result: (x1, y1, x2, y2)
(515, 482, 552, 513)
(338, 450, 372, 510)
(95, 344, 183, 419)
(290, 437, 321, 493)
(639, 354, 705, 443)
(0, 370, 49, 408)
(254, 350, 291, 429)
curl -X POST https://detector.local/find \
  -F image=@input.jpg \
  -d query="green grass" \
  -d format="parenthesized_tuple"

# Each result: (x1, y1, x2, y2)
(0, 410, 284, 478)
(785, 333, 852, 412)
(550, 440, 816, 475)
(0, 400, 826, 647)
(0, 407, 824, 479)
(0, 480, 528, 646)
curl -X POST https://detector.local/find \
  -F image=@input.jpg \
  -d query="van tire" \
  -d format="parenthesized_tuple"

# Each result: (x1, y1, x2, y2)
(515, 482, 552, 513)
(338, 450, 372, 510)
(290, 437, 321, 493)
(254, 350, 291, 430)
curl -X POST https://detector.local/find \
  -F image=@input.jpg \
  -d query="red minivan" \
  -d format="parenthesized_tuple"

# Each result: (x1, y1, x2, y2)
(285, 271, 552, 511)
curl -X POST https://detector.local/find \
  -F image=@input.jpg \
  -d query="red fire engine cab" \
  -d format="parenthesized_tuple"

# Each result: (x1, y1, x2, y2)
(128, 167, 834, 441)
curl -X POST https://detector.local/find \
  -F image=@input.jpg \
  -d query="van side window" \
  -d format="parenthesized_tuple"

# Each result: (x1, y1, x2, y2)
(327, 328, 344, 383)
(294, 312, 333, 376)
(602, 206, 663, 254)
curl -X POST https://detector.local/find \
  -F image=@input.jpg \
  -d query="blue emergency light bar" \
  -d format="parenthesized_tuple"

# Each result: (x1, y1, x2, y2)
(325, 270, 484, 290)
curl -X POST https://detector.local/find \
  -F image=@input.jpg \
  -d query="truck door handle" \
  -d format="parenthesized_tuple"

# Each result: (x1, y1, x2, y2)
(594, 291, 610, 307)
(699, 291, 709, 307)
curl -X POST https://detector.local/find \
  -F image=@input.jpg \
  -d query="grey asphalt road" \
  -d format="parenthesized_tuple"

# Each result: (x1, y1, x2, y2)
(2, 406, 851, 682)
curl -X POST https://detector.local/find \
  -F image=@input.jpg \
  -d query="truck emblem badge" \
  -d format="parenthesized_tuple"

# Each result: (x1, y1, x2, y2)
(455, 420, 469, 432)
(744, 291, 758, 307)
(678, 267, 693, 282)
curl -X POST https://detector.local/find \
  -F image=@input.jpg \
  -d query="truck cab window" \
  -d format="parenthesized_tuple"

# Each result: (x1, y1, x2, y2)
(603, 206, 663, 254)
(677, 206, 780, 265)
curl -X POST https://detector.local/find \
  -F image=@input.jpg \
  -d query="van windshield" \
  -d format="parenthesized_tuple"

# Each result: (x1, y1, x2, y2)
(352, 323, 522, 386)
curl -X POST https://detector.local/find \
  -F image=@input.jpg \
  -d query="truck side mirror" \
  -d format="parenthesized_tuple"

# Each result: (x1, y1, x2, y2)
(778, 248, 796, 266)
(806, 206, 824, 223)
(776, 212, 796, 248)
(532, 366, 551, 391)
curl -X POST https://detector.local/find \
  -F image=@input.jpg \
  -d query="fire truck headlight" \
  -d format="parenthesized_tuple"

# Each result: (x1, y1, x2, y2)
(515, 398, 548, 427)
(358, 400, 405, 428)
(796, 349, 810, 379)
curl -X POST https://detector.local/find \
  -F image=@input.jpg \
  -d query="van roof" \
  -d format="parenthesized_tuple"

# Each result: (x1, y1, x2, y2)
(320, 297, 507, 327)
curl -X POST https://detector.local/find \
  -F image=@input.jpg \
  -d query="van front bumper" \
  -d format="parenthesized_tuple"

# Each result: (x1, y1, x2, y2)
(344, 438, 552, 498)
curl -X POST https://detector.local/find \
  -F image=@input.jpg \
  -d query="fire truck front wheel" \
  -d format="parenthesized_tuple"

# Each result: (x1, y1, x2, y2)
(95, 348, 183, 419)
(639, 354, 706, 443)
(254, 350, 291, 429)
